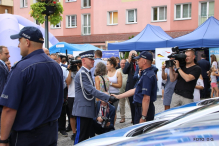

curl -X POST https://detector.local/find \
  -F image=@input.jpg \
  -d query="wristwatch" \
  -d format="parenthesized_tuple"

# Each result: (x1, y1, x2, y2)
(0, 139, 9, 143)
(177, 67, 181, 71)
(141, 115, 147, 120)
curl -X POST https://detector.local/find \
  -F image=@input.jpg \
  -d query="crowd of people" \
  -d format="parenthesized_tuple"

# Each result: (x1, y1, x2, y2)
(0, 26, 216, 145)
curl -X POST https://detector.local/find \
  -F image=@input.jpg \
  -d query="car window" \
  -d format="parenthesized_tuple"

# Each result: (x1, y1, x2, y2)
(143, 101, 219, 134)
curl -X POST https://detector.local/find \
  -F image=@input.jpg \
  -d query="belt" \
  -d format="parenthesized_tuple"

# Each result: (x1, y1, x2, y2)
(12, 119, 58, 133)
(134, 102, 142, 107)
(36, 119, 58, 129)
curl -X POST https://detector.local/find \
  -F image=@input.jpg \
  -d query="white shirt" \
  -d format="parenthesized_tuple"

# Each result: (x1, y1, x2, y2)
(61, 66, 68, 89)
(193, 78, 204, 102)
(68, 72, 76, 98)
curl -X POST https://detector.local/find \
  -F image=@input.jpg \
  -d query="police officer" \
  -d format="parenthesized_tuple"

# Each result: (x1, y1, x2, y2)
(72, 50, 118, 144)
(0, 26, 63, 146)
(112, 51, 157, 124)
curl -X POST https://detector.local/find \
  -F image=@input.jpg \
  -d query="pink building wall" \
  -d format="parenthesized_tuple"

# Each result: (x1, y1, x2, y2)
(62, 0, 93, 36)
(93, 0, 171, 35)
(170, 0, 219, 31)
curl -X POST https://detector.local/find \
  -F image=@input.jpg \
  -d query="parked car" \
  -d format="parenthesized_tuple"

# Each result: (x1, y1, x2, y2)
(77, 98, 219, 146)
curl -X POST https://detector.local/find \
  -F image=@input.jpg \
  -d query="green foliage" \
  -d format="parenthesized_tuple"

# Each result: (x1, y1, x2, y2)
(30, 0, 63, 25)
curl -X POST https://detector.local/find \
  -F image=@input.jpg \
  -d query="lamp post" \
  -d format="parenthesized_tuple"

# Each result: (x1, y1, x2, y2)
(44, 0, 55, 49)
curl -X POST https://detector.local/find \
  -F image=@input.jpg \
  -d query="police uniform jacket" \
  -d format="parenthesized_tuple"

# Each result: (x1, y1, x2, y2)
(72, 67, 110, 119)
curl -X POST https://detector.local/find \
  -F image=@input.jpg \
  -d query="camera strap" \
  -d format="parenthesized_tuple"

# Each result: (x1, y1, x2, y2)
(99, 75, 107, 92)
(80, 70, 95, 101)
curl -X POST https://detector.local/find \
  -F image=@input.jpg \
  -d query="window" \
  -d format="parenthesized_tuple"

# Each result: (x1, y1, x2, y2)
(66, 15, 77, 28)
(82, 0, 91, 8)
(51, 22, 61, 29)
(199, 1, 214, 25)
(175, 3, 191, 20)
(66, 0, 76, 2)
(20, 0, 28, 8)
(108, 11, 118, 25)
(152, 6, 167, 21)
(5, 9, 8, 13)
(82, 14, 91, 35)
(33, 0, 37, 3)
(126, 9, 137, 23)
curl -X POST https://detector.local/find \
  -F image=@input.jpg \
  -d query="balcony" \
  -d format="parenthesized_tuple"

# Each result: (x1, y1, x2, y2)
(199, 14, 214, 26)
(0, 0, 13, 6)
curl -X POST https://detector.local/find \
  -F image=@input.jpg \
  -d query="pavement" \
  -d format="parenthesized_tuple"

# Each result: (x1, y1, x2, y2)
(57, 96, 164, 146)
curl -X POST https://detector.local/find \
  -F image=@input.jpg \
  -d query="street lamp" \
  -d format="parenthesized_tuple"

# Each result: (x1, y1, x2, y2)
(43, 0, 55, 49)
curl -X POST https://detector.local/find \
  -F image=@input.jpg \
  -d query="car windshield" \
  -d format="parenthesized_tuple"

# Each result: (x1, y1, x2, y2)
(142, 100, 219, 134)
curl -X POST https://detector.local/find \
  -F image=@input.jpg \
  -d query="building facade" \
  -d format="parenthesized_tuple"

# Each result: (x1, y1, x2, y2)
(0, 0, 13, 14)
(13, 0, 218, 49)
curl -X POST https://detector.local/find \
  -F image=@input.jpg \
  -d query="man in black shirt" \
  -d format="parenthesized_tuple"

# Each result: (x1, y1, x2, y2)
(169, 49, 201, 107)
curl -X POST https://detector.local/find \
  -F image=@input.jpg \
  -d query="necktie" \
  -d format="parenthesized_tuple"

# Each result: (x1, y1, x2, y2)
(133, 63, 136, 71)
(88, 72, 94, 86)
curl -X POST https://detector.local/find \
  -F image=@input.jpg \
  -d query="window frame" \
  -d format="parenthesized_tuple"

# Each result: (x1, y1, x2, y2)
(151, 6, 167, 22)
(174, 3, 192, 20)
(126, 9, 137, 24)
(199, 1, 214, 17)
(20, 0, 28, 8)
(66, 0, 76, 2)
(51, 22, 61, 29)
(66, 15, 77, 28)
(81, 14, 91, 35)
(81, 0, 91, 9)
(107, 11, 118, 25)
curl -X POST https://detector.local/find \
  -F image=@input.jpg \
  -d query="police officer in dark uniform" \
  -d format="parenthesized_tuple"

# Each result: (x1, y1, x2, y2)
(0, 26, 63, 146)
(112, 51, 157, 124)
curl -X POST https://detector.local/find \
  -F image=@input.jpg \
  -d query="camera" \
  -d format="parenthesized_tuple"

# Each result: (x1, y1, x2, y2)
(68, 58, 82, 72)
(165, 46, 186, 68)
(101, 116, 110, 128)
(131, 53, 136, 59)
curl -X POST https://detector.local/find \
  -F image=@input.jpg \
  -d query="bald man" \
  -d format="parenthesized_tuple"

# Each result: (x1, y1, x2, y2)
(43, 48, 50, 56)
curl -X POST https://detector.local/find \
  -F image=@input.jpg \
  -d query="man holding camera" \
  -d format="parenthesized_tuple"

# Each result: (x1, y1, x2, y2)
(66, 56, 81, 140)
(91, 100, 115, 136)
(169, 49, 201, 107)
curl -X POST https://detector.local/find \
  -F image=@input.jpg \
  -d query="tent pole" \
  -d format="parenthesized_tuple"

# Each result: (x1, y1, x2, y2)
(45, 15, 49, 49)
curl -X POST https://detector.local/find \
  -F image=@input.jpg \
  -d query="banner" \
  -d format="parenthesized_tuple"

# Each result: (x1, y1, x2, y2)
(102, 50, 119, 58)
(155, 48, 172, 95)
(209, 48, 219, 67)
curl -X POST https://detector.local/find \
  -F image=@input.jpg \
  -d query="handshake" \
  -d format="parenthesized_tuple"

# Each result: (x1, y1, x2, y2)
(108, 95, 119, 103)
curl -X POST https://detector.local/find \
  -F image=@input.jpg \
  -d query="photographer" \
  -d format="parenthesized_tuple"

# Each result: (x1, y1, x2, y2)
(169, 49, 201, 107)
(66, 56, 81, 140)
(123, 50, 138, 124)
(90, 100, 115, 136)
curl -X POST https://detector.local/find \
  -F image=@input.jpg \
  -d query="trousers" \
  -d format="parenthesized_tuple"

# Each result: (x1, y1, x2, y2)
(119, 97, 130, 119)
(134, 102, 155, 125)
(128, 96, 135, 124)
(10, 121, 58, 146)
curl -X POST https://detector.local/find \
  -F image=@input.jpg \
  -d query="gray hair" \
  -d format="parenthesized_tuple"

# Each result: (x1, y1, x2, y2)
(95, 62, 107, 76)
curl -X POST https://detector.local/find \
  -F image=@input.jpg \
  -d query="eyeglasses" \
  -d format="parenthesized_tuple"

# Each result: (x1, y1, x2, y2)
(186, 48, 195, 51)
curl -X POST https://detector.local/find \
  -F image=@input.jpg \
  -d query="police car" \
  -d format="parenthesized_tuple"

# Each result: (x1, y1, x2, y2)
(77, 97, 219, 146)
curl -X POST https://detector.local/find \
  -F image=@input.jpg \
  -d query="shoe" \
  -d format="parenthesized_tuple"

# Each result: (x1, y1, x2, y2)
(66, 125, 72, 132)
(71, 133, 76, 141)
(120, 118, 125, 123)
(60, 131, 68, 137)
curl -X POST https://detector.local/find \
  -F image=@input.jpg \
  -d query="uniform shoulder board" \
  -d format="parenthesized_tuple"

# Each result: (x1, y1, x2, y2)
(146, 70, 155, 78)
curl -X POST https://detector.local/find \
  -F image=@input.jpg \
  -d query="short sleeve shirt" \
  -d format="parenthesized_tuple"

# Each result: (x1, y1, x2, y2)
(174, 65, 201, 99)
(0, 49, 64, 131)
(133, 67, 157, 103)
